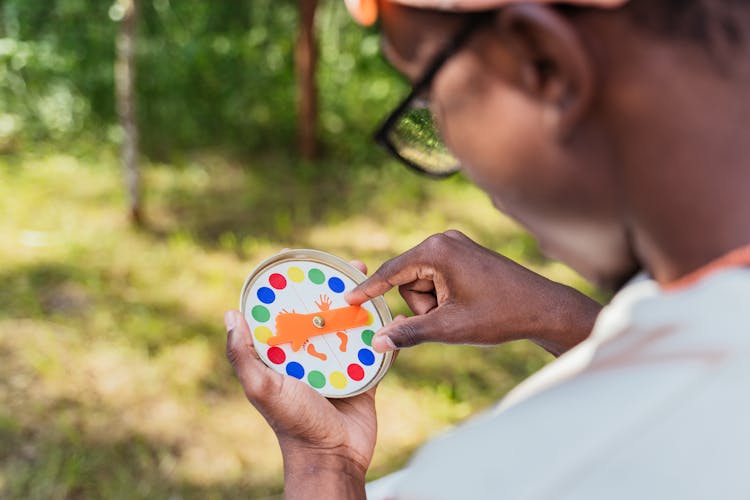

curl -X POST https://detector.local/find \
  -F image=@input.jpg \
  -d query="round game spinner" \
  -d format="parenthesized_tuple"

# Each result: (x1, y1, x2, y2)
(240, 249, 393, 398)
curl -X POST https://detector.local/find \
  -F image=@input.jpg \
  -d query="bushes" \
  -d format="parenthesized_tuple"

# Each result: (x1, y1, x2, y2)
(0, 0, 406, 163)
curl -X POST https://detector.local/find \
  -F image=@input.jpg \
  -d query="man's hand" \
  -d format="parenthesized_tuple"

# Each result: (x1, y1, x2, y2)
(224, 261, 378, 500)
(346, 231, 602, 356)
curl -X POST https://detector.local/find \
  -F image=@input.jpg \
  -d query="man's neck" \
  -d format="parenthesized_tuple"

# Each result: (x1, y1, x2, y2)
(622, 115, 750, 285)
(603, 39, 750, 285)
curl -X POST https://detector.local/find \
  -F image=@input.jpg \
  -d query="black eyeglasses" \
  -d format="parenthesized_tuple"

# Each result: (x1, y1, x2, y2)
(374, 15, 489, 178)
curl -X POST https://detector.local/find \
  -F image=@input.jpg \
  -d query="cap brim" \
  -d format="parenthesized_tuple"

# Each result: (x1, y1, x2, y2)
(346, 0, 629, 26)
(387, 0, 628, 10)
(345, 0, 380, 26)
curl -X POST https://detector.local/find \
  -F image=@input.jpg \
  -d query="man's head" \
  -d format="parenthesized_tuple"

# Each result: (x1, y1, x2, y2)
(350, 0, 750, 289)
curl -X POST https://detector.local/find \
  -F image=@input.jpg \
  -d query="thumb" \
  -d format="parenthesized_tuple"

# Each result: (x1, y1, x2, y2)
(224, 309, 282, 403)
(372, 311, 451, 352)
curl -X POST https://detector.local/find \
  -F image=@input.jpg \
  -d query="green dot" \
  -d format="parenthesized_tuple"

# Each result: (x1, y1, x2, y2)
(251, 305, 270, 322)
(361, 329, 374, 346)
(308, 268, 325, 284)
(308, 370, 326, 389)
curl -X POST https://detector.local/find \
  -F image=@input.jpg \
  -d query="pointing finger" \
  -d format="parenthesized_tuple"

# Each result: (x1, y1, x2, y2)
(346, 251, 433, 305)
(346, 232, 462, 305)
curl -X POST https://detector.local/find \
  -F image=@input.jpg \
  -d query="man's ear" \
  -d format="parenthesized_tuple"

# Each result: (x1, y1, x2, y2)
(493, 5, 595, 136)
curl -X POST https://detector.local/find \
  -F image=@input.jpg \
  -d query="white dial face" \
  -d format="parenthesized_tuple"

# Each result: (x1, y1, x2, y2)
(243, 258, 388, 397)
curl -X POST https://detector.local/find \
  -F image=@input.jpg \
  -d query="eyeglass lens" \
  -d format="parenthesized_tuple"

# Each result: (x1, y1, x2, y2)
(386, 105, 461, 177)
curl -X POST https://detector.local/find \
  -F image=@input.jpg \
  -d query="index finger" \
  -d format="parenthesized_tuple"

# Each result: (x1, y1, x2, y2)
(345, 247, 433, 305)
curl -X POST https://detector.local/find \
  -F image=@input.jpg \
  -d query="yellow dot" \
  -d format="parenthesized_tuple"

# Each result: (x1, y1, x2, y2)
(287, 266, 304, 283)
(329, 371, 347, 389)
(366, 310, 374, 326)
(254, 326, 272, 344)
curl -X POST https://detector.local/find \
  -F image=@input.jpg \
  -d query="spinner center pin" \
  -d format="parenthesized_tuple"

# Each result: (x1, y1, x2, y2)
(240, 249, 393, 398)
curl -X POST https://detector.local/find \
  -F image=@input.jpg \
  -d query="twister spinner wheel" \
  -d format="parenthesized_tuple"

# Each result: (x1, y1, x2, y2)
(240, 249, 393, 398)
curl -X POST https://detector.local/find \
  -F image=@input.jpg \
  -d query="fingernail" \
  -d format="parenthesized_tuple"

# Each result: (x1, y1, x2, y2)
(344, 291, 357, 305)
(224, 310, 237, 333)
(372, 333, 396, 352)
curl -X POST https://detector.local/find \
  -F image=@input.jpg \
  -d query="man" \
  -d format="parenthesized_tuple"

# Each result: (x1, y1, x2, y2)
(223, 0, 750, 497)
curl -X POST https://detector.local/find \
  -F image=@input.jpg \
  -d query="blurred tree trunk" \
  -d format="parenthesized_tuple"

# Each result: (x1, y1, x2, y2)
(296, 0, 318, 159)
(115, 0, 143, 226)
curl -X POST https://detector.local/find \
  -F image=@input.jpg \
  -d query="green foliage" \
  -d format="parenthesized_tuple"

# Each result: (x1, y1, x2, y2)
(135, 0, 299, 155)
(0, 0, 112, 143)
(316, 5, 408, 160)
(0, 0, 404, 161)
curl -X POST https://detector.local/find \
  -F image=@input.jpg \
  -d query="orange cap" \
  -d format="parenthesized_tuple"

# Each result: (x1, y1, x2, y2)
(345, 0, 629, 26)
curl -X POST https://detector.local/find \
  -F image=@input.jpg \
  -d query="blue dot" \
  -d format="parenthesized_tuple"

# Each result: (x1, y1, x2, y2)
(257, 287, 275, 304)
(286, 362, 305, 379)
(358, 348, 375, 366)
(328, 277, 345, 293)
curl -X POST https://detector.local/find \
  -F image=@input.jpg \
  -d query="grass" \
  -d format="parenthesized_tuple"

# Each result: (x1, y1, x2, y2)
(0, 150, 597, 499)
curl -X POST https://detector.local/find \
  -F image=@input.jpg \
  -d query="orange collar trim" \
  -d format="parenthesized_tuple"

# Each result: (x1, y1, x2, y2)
(663, 244, 750, 292)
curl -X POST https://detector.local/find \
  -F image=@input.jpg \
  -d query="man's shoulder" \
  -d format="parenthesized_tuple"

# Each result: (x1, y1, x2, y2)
(386, 268, 750, 500)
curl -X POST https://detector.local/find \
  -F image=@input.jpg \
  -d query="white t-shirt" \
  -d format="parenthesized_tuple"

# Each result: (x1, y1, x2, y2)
(367, 268, 750, 499)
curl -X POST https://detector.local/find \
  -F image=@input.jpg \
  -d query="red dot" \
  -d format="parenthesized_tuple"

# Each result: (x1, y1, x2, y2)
(267, 346, 286, 364)
(347, 363, 364, 381)
(269, 273, 287, 290)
